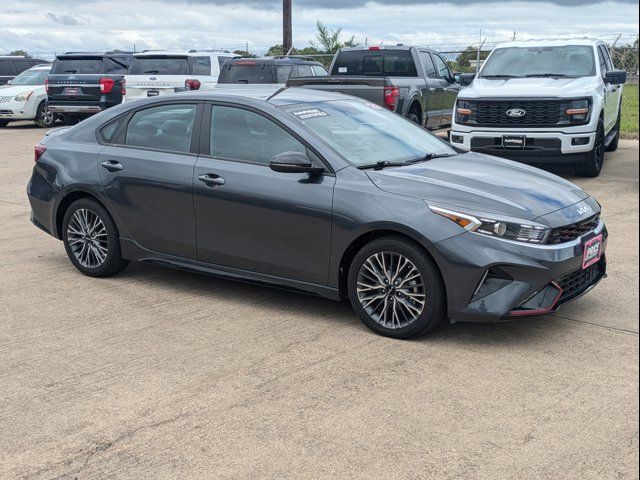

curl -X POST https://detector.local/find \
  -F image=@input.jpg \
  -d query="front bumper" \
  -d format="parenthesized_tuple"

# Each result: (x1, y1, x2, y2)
(434, 219, 608, 323)
(0, 99, 38, 121)
(450, 128, 596, 164)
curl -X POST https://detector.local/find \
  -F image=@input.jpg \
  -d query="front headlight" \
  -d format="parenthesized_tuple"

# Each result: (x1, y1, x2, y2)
(565, 98, 592, 124)
(13, 91, 34, 102)
(429, 205, 549, 244)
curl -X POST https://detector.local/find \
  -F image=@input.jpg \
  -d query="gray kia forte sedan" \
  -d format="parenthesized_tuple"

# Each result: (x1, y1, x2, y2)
(27, 87, 607, 338)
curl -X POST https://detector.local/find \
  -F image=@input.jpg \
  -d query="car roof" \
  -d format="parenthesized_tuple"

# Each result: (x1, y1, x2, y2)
(57, 51, 134, 58)
(225, 57, 324, 66)
(338, 45, 416, 52)
(494, 38, 604, 49)
(133, 50, 237, 58)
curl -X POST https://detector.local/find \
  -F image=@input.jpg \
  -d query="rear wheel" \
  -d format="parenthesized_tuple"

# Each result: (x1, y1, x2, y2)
(62, 198, 128, 277)
(575, 118, 605, 177)
(34, 101, 55, 128)
(348, 236, 446, 339)
(0, 120, 9, 128)
(407, 111, 421, 126)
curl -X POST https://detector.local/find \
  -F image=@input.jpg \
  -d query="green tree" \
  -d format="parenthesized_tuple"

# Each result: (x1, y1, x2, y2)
(454, 46, 490, 72)
(310, 21, 358, 54)
(9, 50, 30, 57)
(233, 49, 257, 58)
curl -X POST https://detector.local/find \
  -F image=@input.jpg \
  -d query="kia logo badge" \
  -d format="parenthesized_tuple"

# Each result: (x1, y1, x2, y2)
(506, 108, 526, 118)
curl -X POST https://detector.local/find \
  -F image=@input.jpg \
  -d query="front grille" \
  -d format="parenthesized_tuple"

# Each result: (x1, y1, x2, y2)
(557, 259, 604, 303)
(547, 215, 600, 244)
(0, 109, 13, 114)
(464, 100, 568, 127)
(0, 96, 12, 103)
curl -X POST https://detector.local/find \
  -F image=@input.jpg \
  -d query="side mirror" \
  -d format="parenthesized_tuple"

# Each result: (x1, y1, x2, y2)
(6, 79, 12, 85)
(269, 151, 324, 174)
(604, 70, 627, 85)
(459, 73, 476, 87)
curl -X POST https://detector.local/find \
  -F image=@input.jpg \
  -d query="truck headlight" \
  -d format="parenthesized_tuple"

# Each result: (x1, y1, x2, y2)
(455, 99, 474, 124)
(13, 91, 34, 102)
(429, 205, 550, 244)
(565, 98, 591, 123)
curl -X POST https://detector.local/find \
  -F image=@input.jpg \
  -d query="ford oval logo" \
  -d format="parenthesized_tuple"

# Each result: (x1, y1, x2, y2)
(149, 76, 156, 81)
(506, 108, 526, 118)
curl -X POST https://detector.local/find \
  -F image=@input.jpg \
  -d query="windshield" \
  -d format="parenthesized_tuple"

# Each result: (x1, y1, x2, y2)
(51, 57, 102, 74)
(10, 68, 49, 85)
(283, 100, 455, 166)
(481, 45, 596, 78)
(129, 56, 188, 75)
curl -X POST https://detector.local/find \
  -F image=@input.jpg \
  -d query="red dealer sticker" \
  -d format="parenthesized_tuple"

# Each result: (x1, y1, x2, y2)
(582, 234, 603, 270)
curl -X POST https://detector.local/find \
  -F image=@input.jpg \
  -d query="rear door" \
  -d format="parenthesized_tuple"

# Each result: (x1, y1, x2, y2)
(430, 53, 460, 127)
(97, 102, 201, 258)
(193, 104, 335, 284)
(125, 55, 189, 101)
(47, 56, 104, 105)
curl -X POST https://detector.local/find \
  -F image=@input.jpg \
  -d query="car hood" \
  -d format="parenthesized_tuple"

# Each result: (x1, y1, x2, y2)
(0, 84, 45, 97)
(365, 152, 589, 222)
(462, 76, 598, 98)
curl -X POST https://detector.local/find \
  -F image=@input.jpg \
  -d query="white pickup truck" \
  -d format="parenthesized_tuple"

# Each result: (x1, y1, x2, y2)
(450, 39, 627, 177)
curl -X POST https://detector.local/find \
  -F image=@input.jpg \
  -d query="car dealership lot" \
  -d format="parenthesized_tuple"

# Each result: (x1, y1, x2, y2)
(1, 123, 638, 478)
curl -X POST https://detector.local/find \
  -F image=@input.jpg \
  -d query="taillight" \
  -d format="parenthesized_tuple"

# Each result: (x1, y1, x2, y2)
(383, 86, 399, 111)
(99, 77, 115, 94)
(121, 78, 126, 96)
(44, 77, 49, 94)
(34, 143, 47, 162)
(185, 79, 201, 90)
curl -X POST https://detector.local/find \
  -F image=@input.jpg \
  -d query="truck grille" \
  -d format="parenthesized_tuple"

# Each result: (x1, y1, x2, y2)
(547, 215, 600, 244)
(557, 259, 604, 303)
(464, 100, 568, 127)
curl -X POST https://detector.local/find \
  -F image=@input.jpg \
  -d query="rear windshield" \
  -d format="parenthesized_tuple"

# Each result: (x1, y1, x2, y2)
(129, 56, 189, 75)
(219, 63, 278, 84)
(51, 57, 103, 74)
(331, 50, 418, 77)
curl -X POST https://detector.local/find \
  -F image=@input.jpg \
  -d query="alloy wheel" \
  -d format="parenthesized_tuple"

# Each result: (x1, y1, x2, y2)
(594, 126, 604, 170)
(356, 251, 426, 329)
(37, 104, 55, 127)
(66, 208, 109, 268)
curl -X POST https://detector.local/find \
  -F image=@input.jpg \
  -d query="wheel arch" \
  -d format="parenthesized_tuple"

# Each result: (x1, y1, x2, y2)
(54, 189, 112, 239)
(336, 225, 447, 303)
(407, 96, 424, 125)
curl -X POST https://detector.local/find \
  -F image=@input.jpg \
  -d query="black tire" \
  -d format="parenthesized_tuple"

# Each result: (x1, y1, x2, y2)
(348, 236, 446, 339)
(0, 120, 9, 128)
(34, 101, 55, 128)
(575, 118, 605, 177)
(605, 109, 621, 152)
(407, 112, 421, 126)
(62, 198, 129, 277)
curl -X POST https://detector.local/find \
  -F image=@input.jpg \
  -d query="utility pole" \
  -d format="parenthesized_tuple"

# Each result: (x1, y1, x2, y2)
(476, 30, 484, 75)
(283, 0, 292, 55)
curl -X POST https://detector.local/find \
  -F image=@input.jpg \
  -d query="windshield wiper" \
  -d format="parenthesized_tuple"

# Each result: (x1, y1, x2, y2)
(357, 161, 406, 170)
(480, 74, 522, 79)
(406, 153, 457, 164)
(143, 70, 160, 74)
(524, 73, 572, 78)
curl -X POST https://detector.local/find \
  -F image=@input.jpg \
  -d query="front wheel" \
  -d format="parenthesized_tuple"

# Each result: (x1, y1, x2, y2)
(348, 236, 446, 339)
(62, 198, 129, 277)
(35, 101, 55, 128)
(575, 118, 605, 177)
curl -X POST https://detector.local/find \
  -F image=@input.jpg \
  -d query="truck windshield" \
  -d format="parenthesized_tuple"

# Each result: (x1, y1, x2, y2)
(481, 45, 596, 78)
(331, 50, 418, 77)
(51, 57, 102, 74)
(283, 100, 454, 167)
(129, 56, 189, 75)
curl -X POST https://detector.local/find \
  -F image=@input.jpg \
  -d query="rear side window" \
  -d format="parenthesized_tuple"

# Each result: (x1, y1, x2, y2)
(0, 61, 17, 76)
(100, 117, 125, 144)
(276, 65, 293, 83)
(191, 57, 211, 75)
(210, 106, 305, 164)
(312, 65, 328, 76)
(128, 56, 189, 75)
(293, 65, 313, 77)
(125, 104, 197, 153)
(51, 57, 102, 74)
(331, 50, 418, 77)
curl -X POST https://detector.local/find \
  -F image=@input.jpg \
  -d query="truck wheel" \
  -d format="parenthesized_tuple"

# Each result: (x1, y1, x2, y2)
(0, 120, 9, 128)
(35, 101, 55, 128)
(575, 118, 605, 178)
(605, 109, 621, 152)
(407, 112, 421, 125)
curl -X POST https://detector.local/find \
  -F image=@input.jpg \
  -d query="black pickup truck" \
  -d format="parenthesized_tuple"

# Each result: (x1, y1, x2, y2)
(46, 51, 133, 121)
(287, 45, 461, 130)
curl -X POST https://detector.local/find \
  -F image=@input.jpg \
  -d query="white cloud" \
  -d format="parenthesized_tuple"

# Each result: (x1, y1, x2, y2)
(0, 0, 637, 59)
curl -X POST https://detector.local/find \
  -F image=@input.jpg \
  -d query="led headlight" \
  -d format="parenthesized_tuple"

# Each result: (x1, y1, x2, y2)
(13, 91, 34, 102)
(429, 205, 549, 244)
(565, 98, 591, 124)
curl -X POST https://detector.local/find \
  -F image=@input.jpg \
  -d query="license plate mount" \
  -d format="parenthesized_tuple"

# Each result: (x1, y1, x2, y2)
(582, 234, 603, 270)
(65, 87, 78, 96)
(147, 89, 160, 97)
(502, 135, 526, 149)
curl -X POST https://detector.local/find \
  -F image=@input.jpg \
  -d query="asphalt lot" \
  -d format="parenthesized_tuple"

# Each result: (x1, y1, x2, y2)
(1, 122, 638, 480)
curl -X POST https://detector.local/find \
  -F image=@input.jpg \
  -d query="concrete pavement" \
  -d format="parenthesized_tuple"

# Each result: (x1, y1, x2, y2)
(1, 123, 638, 479)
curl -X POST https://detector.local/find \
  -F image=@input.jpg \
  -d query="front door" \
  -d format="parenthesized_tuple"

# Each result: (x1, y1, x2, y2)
(97, 102, 200, 258)
(193, 104, 335, 285)
(431, 53, 460, 127)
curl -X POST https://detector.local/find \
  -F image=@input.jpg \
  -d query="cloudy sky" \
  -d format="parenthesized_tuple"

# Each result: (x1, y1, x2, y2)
(1, 0, 638, 58)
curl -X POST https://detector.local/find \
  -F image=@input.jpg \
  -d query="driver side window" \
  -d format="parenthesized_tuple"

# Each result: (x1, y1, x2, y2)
(210, 106, 306, 165)
(432, 54, 452, 81)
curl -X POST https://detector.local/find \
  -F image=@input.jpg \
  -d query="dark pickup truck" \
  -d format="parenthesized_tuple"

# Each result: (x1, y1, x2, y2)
(46, 52, 133, 121)
(287, 45, 461, 130)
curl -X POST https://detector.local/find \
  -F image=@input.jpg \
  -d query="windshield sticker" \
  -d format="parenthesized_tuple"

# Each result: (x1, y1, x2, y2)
(291, 108, 329, 120)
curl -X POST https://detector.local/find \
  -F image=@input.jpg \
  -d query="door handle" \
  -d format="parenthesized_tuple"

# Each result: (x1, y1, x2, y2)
(100, 160, 123, 172)
(198, 174, 225, 187)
